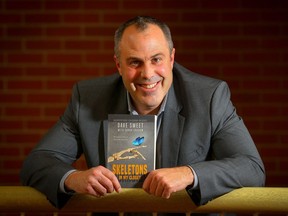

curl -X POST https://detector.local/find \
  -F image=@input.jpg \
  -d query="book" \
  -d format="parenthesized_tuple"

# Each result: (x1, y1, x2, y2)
(107, 114, 157, 188)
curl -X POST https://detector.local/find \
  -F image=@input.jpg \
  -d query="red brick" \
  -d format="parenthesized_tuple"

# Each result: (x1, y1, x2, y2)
(242, 0, 287, 8)
(46, 54, 83, 64)
(7, 27, 43, 37)
(85, 26, 116, 37)
(260, 11, 288, 22)
(86, 53, 114, 63)
(3, 160, 22, 169)
(64, 66, 102, 77)
(221, 12, 260, 22)
(242, 25, 280, 36)
(6, 133, 42, 143)
(46, 80, 76, 90)
(182, 12, 220, 22)
(26, 40, 61, 50)
(242, 80, 280, 90)
(161, 0, 199, 9)
(252, 134, 280, 144)
(5, 0, 42, 10)
(0, 147, 20, 157)
(176, 53, 200, 64)
(222, 39, 260, 49)
(44, 0, 80, 9)
(279, 159, 288, 170)
(262, 39, 288, 49)
(24, 67, 62, 76)
(201, 0, 239, 8)
(44, 107, 64, 117)
(64, 40, 100, 50)
(7, 54, 43, 63)
(241, 106, 280, 117)
(102, 13, 140, 23)
(232, 92, 261, 103)
(45, 27, 81, 37)
(169, 26, 201, 36)
(261, 147, 288, 157)
(262, 93, 288, 103)
(203, 25, 240, 36)
(26, 120, 55, 130)
(0, 40, 22, 50)
(0, 67, 24, 76)
(0, 120, 23, 130)
(0, 174, 20, 184)
(122, 0, 161, 9)
(181, 39, 220, 49)
(262, 120, 288, 131)
(83, 0, 120, 9)
(262, 66, 288, 76)
(222, 66, 261, 76)
(242, 52, 281, 63)
(0, 93, 23, 103)
(5, 107, 42, 117)
(262, 160, 278, 171)
(63, 13, 100, 23)
(0, 14, 22, 23)
(25, 14, 60, 23)
(202, 53, 240, 62)
(27, 93, 66, 103)
(7, 80, 43, 90)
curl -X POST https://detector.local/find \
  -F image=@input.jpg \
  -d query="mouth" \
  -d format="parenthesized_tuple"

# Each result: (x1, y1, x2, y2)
(141, 82, 158, 89)
(139, 81, 160, 90)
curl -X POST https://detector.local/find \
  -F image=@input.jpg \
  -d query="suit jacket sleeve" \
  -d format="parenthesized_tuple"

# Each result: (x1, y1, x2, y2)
(20, 83, 82, 208)
(186, 81, 265, 205)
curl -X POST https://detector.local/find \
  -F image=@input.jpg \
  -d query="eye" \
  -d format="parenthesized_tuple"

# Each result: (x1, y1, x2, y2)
(152, 57, 162, 64)
(129, 60, 141, 68)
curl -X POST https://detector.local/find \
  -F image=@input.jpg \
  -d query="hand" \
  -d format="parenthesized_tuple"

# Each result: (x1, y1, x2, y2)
(142, 166, 194, 199)
(64, 165, 121, 197)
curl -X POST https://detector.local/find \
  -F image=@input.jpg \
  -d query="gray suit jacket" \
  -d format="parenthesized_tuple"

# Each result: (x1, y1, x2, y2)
(20, 62, 265, 208)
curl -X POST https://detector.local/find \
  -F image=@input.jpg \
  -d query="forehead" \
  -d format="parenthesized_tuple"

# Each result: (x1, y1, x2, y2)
(119, 24, 169, 56)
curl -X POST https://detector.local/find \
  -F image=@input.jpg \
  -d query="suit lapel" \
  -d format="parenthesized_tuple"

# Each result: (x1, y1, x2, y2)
(103, 80, 129, 166)
(161, 84, 185, 168)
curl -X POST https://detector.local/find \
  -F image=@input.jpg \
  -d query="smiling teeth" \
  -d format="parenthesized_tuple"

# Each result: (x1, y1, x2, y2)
(145, 83, 157, 89)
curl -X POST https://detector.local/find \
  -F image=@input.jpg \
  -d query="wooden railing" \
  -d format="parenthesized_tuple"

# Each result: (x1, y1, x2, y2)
(0, 186, 288, 215)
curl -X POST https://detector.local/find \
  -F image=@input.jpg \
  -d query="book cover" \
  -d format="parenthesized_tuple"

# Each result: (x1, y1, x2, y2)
(107, 114, 157, 188)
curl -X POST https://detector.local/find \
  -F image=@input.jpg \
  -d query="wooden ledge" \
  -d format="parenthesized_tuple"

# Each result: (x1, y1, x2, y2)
(0, 187, 288, 214)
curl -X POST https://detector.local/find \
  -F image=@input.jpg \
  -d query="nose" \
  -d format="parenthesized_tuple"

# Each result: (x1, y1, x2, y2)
(140, 63, 154, 80)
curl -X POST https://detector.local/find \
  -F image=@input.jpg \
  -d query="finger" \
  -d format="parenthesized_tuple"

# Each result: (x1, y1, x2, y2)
(154, 182, 164, 197)
(91, 179, 108, 196)
(86, 184, 102, 197)
(101, 169, 121, 193)
(161, 187, 172, 199)
(107, 172, 122, 193)
(142, 172, 153, 193)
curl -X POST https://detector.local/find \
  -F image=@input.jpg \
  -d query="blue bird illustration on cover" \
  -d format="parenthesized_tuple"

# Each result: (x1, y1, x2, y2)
(132, 136, 144, 146)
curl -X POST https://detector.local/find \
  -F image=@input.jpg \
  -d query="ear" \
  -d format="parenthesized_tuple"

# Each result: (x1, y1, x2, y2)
(114, 55, 122, 76)
(170, 48, 175, 67)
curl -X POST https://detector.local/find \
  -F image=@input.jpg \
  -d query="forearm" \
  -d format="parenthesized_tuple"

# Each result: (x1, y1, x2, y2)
(189, 154, 265, 205)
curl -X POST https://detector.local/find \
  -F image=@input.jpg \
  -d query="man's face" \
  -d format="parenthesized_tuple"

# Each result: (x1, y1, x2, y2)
(114, 24, 175, 115)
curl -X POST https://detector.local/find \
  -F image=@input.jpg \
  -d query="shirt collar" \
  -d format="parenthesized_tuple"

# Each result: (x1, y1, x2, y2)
(127, 91, 168, 116)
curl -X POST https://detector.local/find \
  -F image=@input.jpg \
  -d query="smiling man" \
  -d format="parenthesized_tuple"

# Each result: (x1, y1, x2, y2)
(21, 16, 265, 214)
(115, 23, 175, 115)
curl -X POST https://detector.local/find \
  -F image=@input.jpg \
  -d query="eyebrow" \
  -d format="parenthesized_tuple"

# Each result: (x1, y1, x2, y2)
(126, 53, 164, 62)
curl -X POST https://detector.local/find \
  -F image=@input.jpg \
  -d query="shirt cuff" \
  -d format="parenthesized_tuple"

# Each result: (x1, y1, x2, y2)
(187, 165, 199, 189)
(59, 169, 77, 194)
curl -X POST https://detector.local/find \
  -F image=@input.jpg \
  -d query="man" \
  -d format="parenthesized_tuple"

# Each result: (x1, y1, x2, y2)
(20, 16, 265, 212)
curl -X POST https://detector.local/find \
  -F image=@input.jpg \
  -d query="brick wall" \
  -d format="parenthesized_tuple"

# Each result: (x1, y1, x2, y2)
(1, 0, 287, 188)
